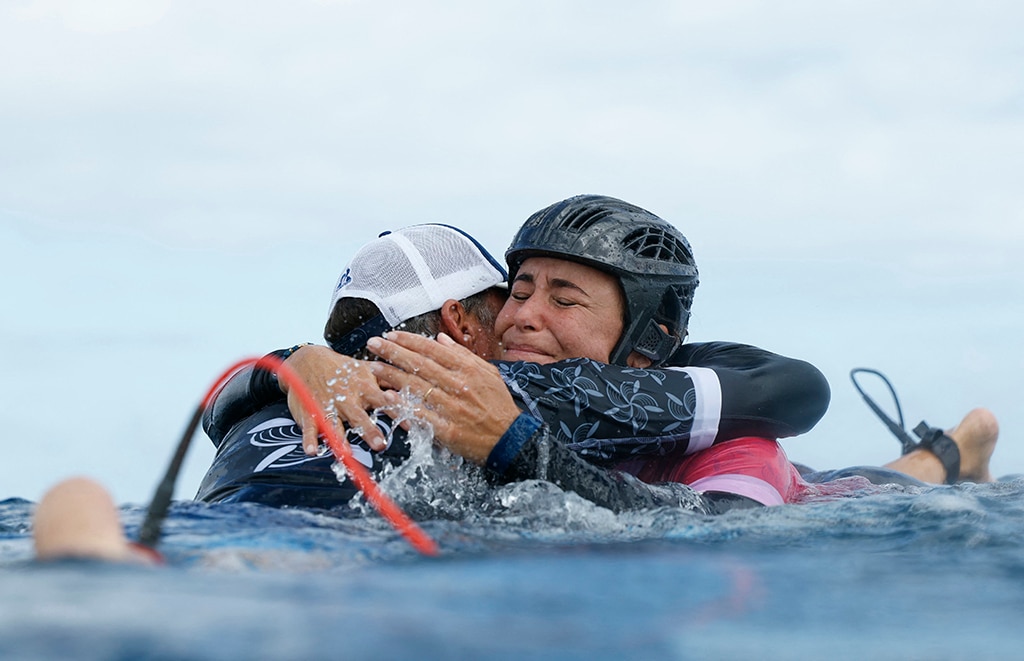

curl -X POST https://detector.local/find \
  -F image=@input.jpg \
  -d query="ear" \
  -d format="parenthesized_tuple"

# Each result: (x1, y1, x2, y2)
(626, 352, 653, 369)
(438, 299, 474, 348)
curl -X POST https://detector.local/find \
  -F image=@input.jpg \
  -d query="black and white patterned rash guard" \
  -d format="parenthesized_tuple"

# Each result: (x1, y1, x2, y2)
(196, 341, 830, 512)
(496, 340, 828, 465)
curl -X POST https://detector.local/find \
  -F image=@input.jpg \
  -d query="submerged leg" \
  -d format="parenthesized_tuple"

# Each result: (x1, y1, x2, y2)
(883, 408, 998, 484)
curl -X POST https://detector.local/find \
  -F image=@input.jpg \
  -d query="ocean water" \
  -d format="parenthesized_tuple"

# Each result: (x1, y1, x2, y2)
(3, 461, 1024, 660)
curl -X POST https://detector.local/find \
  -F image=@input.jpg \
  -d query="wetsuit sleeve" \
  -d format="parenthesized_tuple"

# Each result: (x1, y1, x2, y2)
(493, 342, 830, 463)
(204, 341, 829, 463)
(202, 350, 290, 447)
(672, 341, 831, 439)
(487, 413, 710, 514)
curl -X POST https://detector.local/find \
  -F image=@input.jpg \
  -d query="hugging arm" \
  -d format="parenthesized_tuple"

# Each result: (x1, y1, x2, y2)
(202, 345, 389, 452)
(489, 341, 829, 463)
(488, 414, 710, 514)
(204, 340, 829, 463)
(202, 362, 284, 447)
(200, 338, 714, 514)
(367, 334, 724, 514)
(671, 341, 831, 439)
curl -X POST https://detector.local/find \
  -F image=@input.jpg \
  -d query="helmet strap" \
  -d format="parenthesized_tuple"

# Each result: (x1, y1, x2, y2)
(611, 319, 679, 367)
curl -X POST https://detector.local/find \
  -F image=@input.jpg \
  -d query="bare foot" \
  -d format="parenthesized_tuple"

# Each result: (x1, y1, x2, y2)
(33, 477, 136, 562)
(947, 407, 998, 483)
(883, 408, 999, 484)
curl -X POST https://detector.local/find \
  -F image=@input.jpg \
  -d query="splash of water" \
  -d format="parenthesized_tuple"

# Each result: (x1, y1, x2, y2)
(340, 387, 492, 520)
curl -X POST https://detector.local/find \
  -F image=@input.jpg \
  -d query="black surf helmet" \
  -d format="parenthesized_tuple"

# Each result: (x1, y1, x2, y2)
(505, 195, 699, 367)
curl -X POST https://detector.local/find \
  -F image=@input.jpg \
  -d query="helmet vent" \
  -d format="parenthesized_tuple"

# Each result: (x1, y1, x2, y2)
(621, 227, 693, 265)
(559, 207, 617, 234)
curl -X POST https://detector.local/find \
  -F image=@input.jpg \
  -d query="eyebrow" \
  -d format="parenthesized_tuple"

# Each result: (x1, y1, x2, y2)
(513, 272, 589, 297)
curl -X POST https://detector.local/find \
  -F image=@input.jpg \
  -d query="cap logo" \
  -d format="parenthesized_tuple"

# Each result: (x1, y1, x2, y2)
(327, 224, 507, 327)
(335, 267, 352, 292)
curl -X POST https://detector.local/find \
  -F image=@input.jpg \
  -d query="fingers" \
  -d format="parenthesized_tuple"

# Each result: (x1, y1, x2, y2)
(302, 416, 321, 456)
(279, 334, 491, 460)
(280, 350, 395, 454)
(296, 406, 386, 455)
(341, 407, 386, 452)
(366, 338, 446, 396)
(289, 391, 328, 456)
(435, 332, 458, 347)
(367, 331, 467, 371)
(369, 361, 432, 394)
(286, 389, 317, 456)
(365, 331, 522, 466)
(366, 331, 480, 399)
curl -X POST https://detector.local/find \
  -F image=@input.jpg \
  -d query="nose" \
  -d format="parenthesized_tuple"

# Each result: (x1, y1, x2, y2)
(512, 294, 544, 332)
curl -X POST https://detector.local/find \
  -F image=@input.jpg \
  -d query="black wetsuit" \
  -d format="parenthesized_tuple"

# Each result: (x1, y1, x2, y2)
(196, 342, 830, 513)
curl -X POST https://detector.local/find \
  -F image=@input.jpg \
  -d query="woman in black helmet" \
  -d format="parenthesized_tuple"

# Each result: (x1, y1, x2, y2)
(501, 194, 699, 368)
(369, 195, 993, 503)
(498, 195, 994, 488)
(368, 194, 825, 508)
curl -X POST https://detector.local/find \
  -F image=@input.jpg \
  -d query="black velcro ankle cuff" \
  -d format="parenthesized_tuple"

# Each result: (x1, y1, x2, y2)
(914, 421, 961, 485)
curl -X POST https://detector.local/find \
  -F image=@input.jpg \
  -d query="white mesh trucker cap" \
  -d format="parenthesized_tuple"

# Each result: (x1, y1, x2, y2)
(326, 224, 507, 353)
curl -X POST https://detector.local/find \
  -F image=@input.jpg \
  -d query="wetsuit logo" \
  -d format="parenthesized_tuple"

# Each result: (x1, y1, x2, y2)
(247, 417, 376, 472)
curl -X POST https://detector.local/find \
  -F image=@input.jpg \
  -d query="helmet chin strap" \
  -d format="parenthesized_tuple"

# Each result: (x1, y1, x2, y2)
(610, 319, 680, 367)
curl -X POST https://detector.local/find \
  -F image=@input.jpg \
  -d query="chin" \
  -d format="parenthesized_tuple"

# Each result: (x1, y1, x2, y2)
(505, 350, 554, 364)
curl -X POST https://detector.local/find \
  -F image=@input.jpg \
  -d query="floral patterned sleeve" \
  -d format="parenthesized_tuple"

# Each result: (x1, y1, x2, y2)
(203, 342, 829, 467)
(494, 342, 830, 464)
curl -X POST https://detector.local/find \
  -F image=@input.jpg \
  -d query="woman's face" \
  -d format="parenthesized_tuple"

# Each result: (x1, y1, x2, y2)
(495, 257, 625, 365)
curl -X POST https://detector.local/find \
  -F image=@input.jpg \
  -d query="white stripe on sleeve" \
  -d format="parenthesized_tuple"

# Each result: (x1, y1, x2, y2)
(676, 366, 721, 453)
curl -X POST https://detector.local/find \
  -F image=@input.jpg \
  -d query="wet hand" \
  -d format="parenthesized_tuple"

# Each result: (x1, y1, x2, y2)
(280, 345, 390, 454)
(366, 331, 522, 464)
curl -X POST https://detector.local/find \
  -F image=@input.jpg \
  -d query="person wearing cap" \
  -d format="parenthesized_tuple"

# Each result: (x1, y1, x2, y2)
(197, 221, 768, 512)
(199, 213, 833, 512)
(196, 224, 511, 508)
(27, 218, 729, 566)
(28, 223, 512, 561)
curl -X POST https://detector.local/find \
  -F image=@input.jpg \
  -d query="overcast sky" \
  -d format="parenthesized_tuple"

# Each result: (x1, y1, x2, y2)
(2, 1, 1022, 504)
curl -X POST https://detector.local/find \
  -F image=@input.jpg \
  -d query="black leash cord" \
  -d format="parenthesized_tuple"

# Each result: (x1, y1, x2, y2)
(137, 402, 203, 549)
(849, 368, 918, 455)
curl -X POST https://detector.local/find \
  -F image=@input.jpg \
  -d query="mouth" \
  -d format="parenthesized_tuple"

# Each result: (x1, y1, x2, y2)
(502, 343, 555, 364)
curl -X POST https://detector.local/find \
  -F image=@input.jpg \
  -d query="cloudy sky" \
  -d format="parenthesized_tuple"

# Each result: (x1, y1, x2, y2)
(3, 0, 1022, 504)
